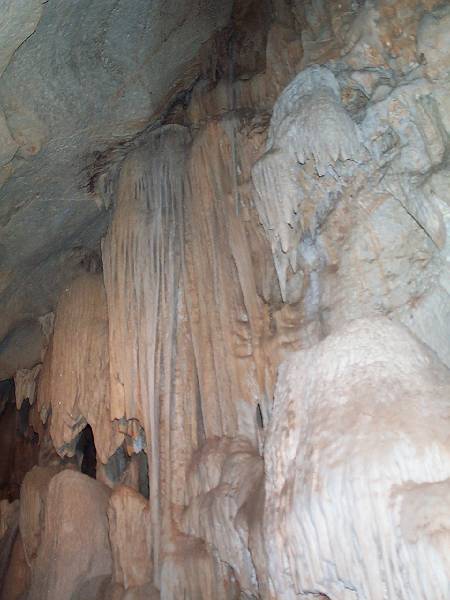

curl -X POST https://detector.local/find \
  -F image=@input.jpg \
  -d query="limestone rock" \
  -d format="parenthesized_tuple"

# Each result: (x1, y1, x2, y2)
(120, 583, 160, 600)
(107, 486, 152, 589)
(19, 466, 60, 566)
(0, 499, 18, 540)
(0, 110, 17, 168)
(417, 5, 450, 79)
(0, 0, 42, 78)
(182, 119, 273, 436)
(14, 365, 41, 410)
(2, 2, 450, 598)
(0, 0, 233, 380)
(0, 399, 39, 501)
(73, 577, 160, 600)
(27, 470, 112, 600)
(45, 272, 123, 463)
(102, 126, 190, 579)
(253, 19, 450, 372)
(160, 537, 239, 600)
(0, 320, 45, 381)
(264, 318, 450, 599)
(181, 437, 263, 596)
(0, 500, 19, 597)
(102, 117, 273, 586)
(75, 577, 160, 600)
(252, 65, 361, 300)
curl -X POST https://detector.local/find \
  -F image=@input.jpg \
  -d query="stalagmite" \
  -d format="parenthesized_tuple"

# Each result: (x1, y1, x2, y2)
(160, 537, 239, 600)
(27, 470, 112, 600)
(1, 530, 30, 600)
(19, 466, 61, 566)
(264, 318, 450, 599)
(180, 437, 263, 597)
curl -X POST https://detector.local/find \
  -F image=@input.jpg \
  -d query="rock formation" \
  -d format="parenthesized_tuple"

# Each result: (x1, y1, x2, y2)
(19, 466, 61, 567)
(41, 271, 123, 463)
(108, 485, 153, 590)
(264, 318, 450, 599)
(0, 1, 449, 599)
(27, 470, 112, 600)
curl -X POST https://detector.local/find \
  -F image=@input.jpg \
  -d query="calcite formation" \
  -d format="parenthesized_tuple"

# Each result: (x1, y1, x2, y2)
(14, 365, 41, 411)
(264, 318, 450, 599)
(102, 126, 191, 579)
(19, 466, 61, 566)
(108, 485, 153, 590)
(253, 65, 361, 299)
(42, 272, 123, 463)
(27, 470, 112, 600)
(0, 1, 449, 599)
(102, 114, 274, 589)
(180, 437, 263, 596)
(0, 0, 233, 378)
(0, 530, 30, 600)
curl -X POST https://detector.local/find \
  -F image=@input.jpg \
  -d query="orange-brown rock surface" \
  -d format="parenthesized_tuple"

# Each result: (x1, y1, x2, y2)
(19, 466, 61, 566)
(41, 272, 123, 463)
(27, 470, 112, 600)
(108, 485, 152, 589)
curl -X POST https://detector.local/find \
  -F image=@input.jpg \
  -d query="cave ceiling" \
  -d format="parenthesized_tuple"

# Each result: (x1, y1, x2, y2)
(0, 0, 233, 378)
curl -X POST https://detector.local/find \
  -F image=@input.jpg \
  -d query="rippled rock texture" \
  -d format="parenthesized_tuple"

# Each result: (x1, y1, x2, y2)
(0, 1, 449, 599)
(0, 0, 232, 379)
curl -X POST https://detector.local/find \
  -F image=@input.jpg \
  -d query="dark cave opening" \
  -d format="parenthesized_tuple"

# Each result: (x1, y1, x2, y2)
(76, 424, 97, 479)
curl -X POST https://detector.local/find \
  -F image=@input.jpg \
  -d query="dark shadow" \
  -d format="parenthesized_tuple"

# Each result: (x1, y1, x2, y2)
(256, 403, 264, 429)
(138, 450, 149, 500)
(76, 425, 97, 479)
(17, 398, 31, 437)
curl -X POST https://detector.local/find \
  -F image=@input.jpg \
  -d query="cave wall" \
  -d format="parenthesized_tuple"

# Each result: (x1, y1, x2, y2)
(1, 0, 450, 599)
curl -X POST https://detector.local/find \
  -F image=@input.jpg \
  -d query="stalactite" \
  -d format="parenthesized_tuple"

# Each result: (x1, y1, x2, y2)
(14, 365, 41, 411)
(102, 125, 191, 583)
(252, 65, 361, 301)
(42, 272, 123, 464)
(183, 118, 273, 436)
(102, 112, 275, 592)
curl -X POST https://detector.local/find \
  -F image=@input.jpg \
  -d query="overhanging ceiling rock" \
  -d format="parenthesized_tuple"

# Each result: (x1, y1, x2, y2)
(0, 0, 233, 378)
